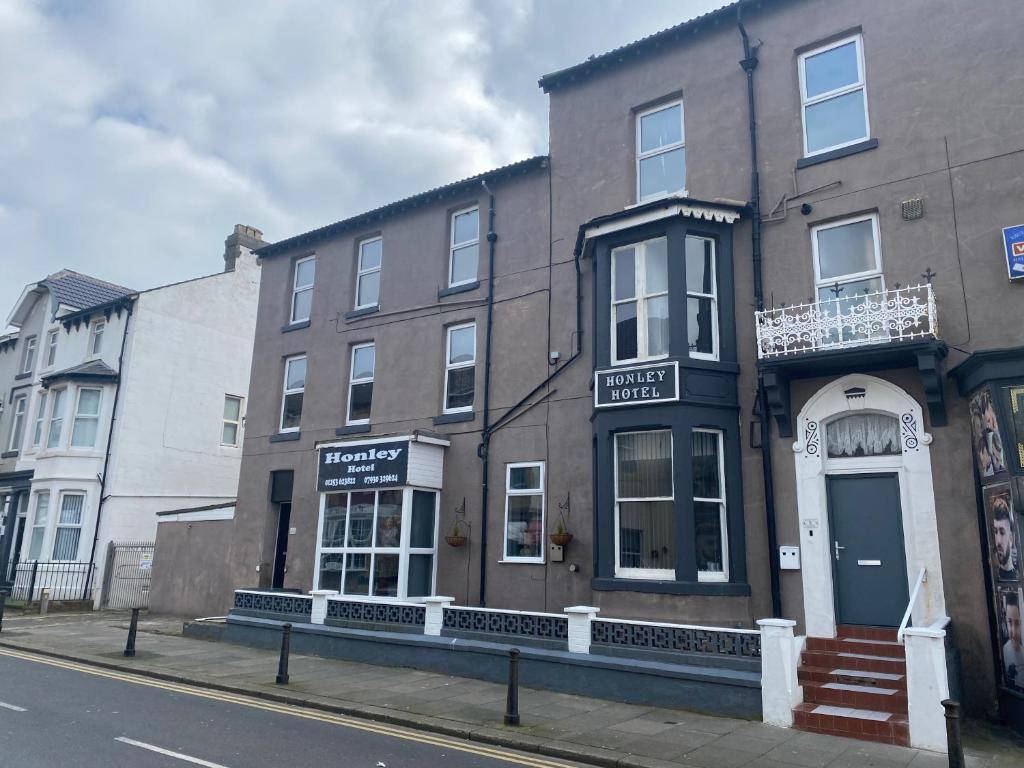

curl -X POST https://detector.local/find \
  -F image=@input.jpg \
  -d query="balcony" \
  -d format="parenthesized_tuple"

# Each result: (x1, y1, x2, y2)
(754, 284, 947, 436)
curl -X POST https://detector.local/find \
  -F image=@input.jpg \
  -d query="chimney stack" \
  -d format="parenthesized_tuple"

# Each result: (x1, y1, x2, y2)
(223, 224, 265, 272)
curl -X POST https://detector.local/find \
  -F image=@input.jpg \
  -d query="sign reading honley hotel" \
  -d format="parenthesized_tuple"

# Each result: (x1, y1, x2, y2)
(594, 361, 680, 408)
(317, 439, 410, 491)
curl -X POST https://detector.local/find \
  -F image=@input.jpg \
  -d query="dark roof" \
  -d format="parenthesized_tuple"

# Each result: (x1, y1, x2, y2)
(42, 270, 135, 312)
(539, 0, 769, 93)
(254, 156, 549, 258)
(41, 359, 119, 387)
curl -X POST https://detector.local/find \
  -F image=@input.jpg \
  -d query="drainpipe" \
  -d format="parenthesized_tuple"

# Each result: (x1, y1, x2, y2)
(82, 299, 134, 602)
(477, 181, 497, 607)
(739, 12, 782, 618)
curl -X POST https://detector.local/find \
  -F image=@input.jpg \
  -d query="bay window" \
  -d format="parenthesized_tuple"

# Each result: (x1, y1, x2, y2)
(692, 429, 727, 580)
(612, 237, 669, 363)
(316, 488, 438, 599)
(28, 491, 49, 561)
(615, 431, 675, 578)
(46, 388, 66, 448)
(504, 462, 544, 562)
(31, 391, 47, 448)
(685, 236, 718, 360)
(70, 388, 102, 448)
(53, 492, 84, 561)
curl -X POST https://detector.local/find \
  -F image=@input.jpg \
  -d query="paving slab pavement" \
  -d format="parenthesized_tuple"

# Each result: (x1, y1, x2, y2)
(0, 611, 1021, 768)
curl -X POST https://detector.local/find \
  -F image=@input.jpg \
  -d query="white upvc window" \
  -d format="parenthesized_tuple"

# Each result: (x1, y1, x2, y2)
(28, 491, 49, 561)
(89, 321, 105, 355)
(355, 237, 382, 309)
(70, 388, 102, 448)
(46, 388, 67, 449)
(611, 237, 669, 364)
(20, 335, 37, 374)
(798, 34, 870, 157)
(685, 235, 719, 361)
(692, 429, 728, 581)
(290, 255, 316, 324)
(812, 214, 885, 345)
(315, 488, 439, 599)
(615, 430, 675, 579)
(636, 101, 685, 202)
(279, 355, 306, 433)
(7, 394, 27, 452)
(443, 323, 476, 414)
(449, 207, 480, 287)
(503, 462, 545, 563)
(31, 391, 48, 448)
(222, 395, 243, 446)
(347, 343, 375, 425)
(45, 329, 59, 367)
(53, 492, 84, 561)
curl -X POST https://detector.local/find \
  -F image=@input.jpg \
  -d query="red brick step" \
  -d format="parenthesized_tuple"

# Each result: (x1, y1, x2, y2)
(793, 702, 909, 746)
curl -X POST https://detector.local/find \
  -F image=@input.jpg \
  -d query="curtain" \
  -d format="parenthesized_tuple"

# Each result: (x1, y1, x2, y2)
(826, 413, 901, 458)
(617, 431, 672, 498)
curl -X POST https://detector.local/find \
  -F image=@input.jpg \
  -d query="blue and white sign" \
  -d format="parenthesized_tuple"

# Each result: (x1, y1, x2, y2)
(1002, 224, 1024, 280)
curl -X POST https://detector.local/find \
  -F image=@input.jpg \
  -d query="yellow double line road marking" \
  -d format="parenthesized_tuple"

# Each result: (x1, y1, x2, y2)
(0, 647, 576, 768)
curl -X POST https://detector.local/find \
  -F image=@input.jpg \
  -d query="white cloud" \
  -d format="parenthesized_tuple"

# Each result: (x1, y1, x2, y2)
(0, 0, 722, 325)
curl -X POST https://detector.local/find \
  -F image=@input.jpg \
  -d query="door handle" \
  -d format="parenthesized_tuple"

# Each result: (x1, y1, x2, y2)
(834, 541, 846, 561)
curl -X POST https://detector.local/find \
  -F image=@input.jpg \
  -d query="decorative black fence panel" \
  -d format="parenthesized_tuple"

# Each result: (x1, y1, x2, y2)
(443, 608, 568, 641)
(11, 562, 96, 602)
(591, 620, 761, 658)
(233, 590, 312, 619)
(326, 599, 425, 627)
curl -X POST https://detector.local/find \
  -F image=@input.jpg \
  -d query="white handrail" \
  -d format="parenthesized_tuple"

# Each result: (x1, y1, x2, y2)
(898, 567, 927, 645)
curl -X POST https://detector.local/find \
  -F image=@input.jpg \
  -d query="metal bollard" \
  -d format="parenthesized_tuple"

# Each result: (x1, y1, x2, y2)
(0, 592, 6, 633)
(123, 607, 139, 657)
(39, 588, 50, 616)
(942, 699, 965, 768)
(504, 647, 520, 726)
(276, 623, 292, 685)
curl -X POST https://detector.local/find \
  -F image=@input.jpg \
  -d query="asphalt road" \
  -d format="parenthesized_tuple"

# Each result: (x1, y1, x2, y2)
(0, 648, 581, 768)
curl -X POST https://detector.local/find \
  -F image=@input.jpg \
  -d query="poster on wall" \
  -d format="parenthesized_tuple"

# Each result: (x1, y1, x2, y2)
(1003, 385, 1024, 473)
(971, 388, 1008, 478)
(998, 586, 1024, 693)
(985, 484, 1019, 583)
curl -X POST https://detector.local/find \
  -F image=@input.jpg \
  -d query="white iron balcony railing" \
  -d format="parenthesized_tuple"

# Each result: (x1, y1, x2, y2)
(755, 283, 938, 359)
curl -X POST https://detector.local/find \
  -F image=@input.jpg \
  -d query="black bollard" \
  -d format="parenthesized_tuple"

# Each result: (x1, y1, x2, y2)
(123, 607, 139, 657)
(0, 592, 6, 633)
(276, 623, 292, 685)
(504, 647, 520, 726)
(942, 699, 965, 768)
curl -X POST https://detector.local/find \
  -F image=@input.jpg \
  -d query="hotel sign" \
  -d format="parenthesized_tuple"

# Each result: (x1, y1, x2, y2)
(594, 361, 680, 408)
(317, 439, 409, 491)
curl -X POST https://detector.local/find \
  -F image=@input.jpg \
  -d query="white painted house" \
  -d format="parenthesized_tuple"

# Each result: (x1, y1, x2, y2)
(0, 225, 263, 606)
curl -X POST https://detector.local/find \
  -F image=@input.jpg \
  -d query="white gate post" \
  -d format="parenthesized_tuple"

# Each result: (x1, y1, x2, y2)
(309, 590, 335, 625)
(757, 618, 804, 727)
(424, 596, 453, 636)
(903, 626, 950, 752)
(564, 606, 600, 654)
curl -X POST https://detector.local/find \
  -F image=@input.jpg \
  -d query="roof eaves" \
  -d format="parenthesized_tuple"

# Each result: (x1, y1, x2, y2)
(254, 155, 549, 259)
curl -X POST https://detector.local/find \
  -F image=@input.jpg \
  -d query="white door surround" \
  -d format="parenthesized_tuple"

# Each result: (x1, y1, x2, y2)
(793, 374, 946, 637)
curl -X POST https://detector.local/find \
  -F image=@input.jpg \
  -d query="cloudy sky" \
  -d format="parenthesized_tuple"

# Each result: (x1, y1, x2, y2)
(1, 0, 724, 326)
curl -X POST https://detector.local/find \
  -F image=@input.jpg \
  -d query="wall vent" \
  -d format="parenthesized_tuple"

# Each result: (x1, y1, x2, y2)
(901, 198, 924, 220)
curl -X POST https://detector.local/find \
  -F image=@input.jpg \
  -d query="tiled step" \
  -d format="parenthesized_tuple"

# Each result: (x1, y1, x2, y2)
(836, 625, 899, 643)
(805, 636, 906, 658)
(800, 650, 906, 674)
(793, 702, 909, 746)
(798, 665, 906, 691)
(802, 680, 908, 714)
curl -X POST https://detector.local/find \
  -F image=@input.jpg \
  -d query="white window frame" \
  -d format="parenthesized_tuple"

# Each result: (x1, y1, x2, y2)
(52, 490, 85, 561)
(222, 395, 243, 446)
(346, 343, 375, 426)
(613, 430, 675, 580)
(502, 462, 545, 563)
(31, 391, 48, 448)
(636, 100, 686, 203)
(46, 388, 67, 449)
(693, 428, 728, 582)
(355, 237, 382, 310)
(7, 394, 27, 452)
(443, 322, 476, 414)
(798, 34, 870, 158)
(685, 235, 719, 362)
(70, 387, 102, 449)
(279, 355, 306, 433)
(290, 255, 316, 324)
(811, 213, 884, 294)
(20, 335, 37, 374)
(89, 321, 105, 356)
(28, 490, 49, 561)
(45, 329, 59, 368)
(313, 487, 440, 600)
(611, 237, 669, 365)
(448, 206, 480, 288)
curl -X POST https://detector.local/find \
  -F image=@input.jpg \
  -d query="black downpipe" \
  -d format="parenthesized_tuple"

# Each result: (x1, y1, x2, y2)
(477, 183, 497, 607)
(739, 14, 782, 618)
(83, 301, 134, 601)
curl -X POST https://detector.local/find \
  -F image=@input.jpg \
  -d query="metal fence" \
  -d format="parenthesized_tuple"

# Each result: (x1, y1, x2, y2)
(11, 561, 96, 602)
(101, 541, 154, 609)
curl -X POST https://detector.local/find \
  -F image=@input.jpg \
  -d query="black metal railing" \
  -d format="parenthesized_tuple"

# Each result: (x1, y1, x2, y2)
(11, 561, 96, 602)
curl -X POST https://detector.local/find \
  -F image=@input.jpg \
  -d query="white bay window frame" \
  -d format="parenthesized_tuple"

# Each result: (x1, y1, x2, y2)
(46, 388, 67, 449)
(692, 428, 728, 582)
(798, 34, 870, 158)
(613, 430, 675, 580)
(28, 490, 49, 561)
(685, 235, 719, 361)
(52, 491, 85, 561)
(611, 238, 669, 365)
(31, 391, 48, 448)
(70, 387, 102, 449)
(7, 394, 27, 452)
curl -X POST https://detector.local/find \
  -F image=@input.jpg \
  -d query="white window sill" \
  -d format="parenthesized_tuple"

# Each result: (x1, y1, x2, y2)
(499, 558, 545, 565)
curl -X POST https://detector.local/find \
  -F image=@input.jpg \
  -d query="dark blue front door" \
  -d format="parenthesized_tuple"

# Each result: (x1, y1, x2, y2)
(827, 473, 910, 627)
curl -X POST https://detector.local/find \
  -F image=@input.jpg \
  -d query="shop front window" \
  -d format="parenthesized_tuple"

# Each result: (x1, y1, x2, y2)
(316, 488, 437, 599)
